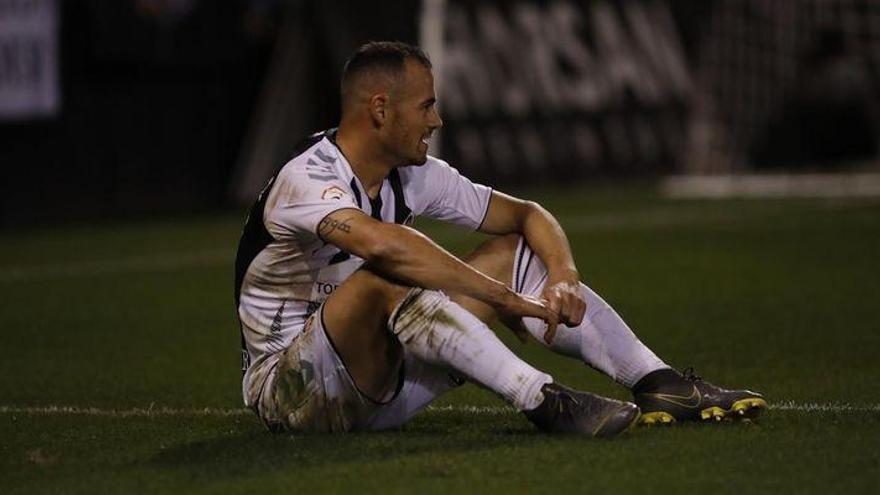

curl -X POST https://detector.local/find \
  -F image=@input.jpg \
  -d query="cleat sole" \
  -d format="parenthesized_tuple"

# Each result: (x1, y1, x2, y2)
(698, 398, 768, 423)
(700, 406, 726, 421)
(638, 397, 767, 425)
(638, 411, 676, 426)
(731, 398, 767, 419)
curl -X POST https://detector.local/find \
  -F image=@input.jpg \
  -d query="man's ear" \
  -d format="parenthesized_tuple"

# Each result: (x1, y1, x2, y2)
(369, 93, 389, 127)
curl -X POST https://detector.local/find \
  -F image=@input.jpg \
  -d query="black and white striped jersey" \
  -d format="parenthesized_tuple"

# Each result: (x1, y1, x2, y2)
(234, 129, 492, 408)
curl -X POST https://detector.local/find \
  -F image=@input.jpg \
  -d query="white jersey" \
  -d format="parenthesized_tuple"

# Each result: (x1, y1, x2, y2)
(234, 129, 492, 408)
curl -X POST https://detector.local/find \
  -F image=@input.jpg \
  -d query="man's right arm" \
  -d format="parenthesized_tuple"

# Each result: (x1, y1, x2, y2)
(317, 208, 554, 324)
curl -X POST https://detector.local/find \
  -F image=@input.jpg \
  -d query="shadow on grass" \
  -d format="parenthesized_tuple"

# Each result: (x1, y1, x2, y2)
(146, 409, 545, 479)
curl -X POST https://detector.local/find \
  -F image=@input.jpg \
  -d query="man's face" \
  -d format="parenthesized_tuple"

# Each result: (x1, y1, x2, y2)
(384, 59, 443, 166)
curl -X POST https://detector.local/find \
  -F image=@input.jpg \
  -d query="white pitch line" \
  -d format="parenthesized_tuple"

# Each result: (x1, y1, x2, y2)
(0, 402, 877, 418)
(770, 400, 880, 413)
(661, 173, 880, 199)
(425, 405, 515, 415)
(0, 405, 251, 417)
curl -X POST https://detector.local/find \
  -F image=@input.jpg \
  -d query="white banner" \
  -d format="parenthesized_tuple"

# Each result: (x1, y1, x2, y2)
(0, 0, 59, 120)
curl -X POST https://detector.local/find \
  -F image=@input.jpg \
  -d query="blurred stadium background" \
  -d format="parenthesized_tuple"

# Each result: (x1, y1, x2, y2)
(2, 1, 879, 493)
(2, 0, 879, 224)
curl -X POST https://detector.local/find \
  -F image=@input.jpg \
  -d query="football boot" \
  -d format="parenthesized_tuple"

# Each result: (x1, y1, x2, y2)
(524, 382, 640, 437)
(633, 367, 767, 425)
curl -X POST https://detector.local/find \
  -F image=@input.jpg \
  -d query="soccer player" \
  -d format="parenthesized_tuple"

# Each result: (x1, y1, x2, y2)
(234, 41, 766, 435)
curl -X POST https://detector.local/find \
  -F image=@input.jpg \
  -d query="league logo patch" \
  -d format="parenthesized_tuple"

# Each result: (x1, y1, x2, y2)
(321, 186, 348, 200)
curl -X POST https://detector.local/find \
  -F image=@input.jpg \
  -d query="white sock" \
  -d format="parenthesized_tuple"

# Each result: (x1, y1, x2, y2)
(389, 288, 552, 410)
(512, 237, 668, 387)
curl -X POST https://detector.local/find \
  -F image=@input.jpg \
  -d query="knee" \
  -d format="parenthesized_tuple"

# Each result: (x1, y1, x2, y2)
(484, 233, 521, 255)
(463, 233, 521, 287)
(349, 266, 410, 313)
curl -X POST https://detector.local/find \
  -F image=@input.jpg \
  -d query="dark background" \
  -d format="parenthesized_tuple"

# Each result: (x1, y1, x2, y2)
(1, 0, 878, 226)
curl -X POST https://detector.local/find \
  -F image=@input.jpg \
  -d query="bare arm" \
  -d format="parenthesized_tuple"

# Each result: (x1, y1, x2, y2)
(317, 208, 554, 323)
(479, 191, 586, 342)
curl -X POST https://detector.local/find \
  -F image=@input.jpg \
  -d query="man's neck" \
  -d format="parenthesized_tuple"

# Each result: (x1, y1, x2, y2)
(335, 123, 393, 199)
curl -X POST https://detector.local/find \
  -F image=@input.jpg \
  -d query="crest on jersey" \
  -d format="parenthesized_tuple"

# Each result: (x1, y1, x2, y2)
(321, 186, 348, 200)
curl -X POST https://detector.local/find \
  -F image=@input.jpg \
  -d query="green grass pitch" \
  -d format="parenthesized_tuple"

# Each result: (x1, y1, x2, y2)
(2, 184, 879, 493)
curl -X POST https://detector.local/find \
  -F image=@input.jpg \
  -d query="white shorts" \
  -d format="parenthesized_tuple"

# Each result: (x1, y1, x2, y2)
(254, 305, 462, 432)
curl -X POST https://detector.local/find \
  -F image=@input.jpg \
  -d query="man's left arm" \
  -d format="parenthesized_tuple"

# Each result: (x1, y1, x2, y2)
(478, 191, 586, 343)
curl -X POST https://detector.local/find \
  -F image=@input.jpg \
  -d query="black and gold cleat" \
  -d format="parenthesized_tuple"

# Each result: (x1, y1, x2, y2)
(632, 368, 767, 425)
(524, 382, 641, 438)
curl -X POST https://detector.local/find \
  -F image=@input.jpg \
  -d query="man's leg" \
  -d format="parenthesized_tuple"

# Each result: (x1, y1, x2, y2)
(319, 267, 406, 402)
(321, 266, 551, 412)
(321, 265, 639, 435)
(451, 235, 766, 423)
(450, 234, 667, 387)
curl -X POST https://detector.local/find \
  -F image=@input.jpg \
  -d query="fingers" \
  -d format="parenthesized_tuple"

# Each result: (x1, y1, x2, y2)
(516, 294, 551, 319)
(541, 297, 559, 344)
(496, 293, 550, 344)
(545, 287, 562, 320)
(542, 283, 587, 328)
(561, 291, 586, 326)
(502, 279, 589, 345)
(521, 296, 560, 345)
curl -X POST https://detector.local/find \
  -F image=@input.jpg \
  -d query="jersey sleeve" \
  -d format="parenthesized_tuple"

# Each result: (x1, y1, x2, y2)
(404, 157, 493, 230)
(263, 165, 358, 238)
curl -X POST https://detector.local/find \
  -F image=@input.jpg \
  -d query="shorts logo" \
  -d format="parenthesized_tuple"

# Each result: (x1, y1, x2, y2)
(322, 186, 348, 200)
(241, 349, 250, 371)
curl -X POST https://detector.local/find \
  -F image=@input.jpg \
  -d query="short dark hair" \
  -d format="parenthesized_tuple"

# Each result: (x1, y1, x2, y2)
(340, 41, 432, 104)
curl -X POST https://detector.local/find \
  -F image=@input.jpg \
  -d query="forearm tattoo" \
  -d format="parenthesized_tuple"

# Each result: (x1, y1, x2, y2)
(318, 215, 353, 237)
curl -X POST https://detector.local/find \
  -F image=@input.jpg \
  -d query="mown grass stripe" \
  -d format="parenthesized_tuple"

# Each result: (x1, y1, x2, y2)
(3, 198, 871, 284)
(0, 250, 232, 283)
(0, 405, 251, 417)
(1, 401, 877, 418)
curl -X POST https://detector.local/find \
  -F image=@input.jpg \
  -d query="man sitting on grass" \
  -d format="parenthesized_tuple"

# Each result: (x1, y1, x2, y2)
(234, 41, 766, 436)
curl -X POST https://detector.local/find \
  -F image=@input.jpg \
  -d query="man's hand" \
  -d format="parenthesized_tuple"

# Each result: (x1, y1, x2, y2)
(492, 289, 558, 344)
(476, 192, 586, 345)
(541, 276, 587, 344)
